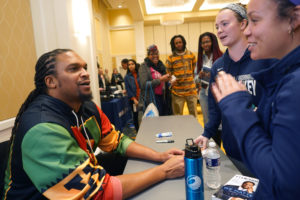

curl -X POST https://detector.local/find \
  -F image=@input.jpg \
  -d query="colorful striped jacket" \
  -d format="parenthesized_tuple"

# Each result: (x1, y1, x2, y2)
(166, 50, 197, 97)
(2, 94, 132, 199)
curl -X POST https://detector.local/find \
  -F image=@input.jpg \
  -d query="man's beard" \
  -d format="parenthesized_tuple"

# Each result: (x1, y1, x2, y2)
(176, 47, 184, 52)
(79, 91, 93, 102)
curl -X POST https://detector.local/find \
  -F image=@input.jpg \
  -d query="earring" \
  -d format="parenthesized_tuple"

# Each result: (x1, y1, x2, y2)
(288, 26, 294, 35)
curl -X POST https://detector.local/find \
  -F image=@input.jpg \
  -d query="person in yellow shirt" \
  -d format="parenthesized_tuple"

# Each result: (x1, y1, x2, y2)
(166, 35, 198, 118)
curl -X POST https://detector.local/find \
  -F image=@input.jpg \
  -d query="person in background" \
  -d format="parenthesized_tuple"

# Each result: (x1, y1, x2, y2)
(196, 32, 223, 125)
(120, 58, 129, 78)
(1, 49, 184, 200)
(124, 59, 140, 131)
(97, 64, 110, 91)
(111, 68, 124, 89)
(166, 35, 198, 118)
(121, 58, 128, 70)
(211, 0, 300, 198)
(194, 3, 276, 176)
(104, 68, 110, 83)
(139, 44, 172, 116)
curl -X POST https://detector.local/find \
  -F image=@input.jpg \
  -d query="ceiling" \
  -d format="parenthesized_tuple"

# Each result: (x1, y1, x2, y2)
(102, 0, 248, 25)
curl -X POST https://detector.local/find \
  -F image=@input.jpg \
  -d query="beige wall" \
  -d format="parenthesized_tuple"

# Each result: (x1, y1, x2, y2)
(108, 9, 136, 69)
(108, 9, 133, 26)
(110, 29, 136, 55)
(0, 0, 37, 121)
(93, 0, 113, 74)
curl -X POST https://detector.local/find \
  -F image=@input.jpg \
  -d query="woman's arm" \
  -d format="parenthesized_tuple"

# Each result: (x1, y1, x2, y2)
(213, 72, 300, 197)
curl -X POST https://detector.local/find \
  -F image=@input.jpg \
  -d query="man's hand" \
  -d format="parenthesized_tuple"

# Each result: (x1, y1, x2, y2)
(194, 135, 209, 149)
(160, 155, 185, 179)
(158, 148, 184, 162)
(169, 74, 177, 86)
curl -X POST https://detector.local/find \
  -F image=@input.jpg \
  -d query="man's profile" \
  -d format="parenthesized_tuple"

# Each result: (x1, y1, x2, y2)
(1, 49, 184, 200)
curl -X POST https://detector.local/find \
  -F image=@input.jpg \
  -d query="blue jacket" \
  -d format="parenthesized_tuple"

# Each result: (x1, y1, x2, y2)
(203, 49, 275, 161)
(124, 72, 140, 100)
(218, 45, 300, 199)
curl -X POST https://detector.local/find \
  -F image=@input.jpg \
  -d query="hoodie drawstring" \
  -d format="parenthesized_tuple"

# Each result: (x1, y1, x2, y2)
(71, 110, 95, 155)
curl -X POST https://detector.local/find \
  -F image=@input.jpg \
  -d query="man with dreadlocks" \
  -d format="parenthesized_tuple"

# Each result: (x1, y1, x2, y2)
(1, 49, 184, 200)
(166, 35, 198, 118)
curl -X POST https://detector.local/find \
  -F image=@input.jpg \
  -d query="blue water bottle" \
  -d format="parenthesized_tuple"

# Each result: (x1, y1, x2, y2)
(184, 138, 204, 200)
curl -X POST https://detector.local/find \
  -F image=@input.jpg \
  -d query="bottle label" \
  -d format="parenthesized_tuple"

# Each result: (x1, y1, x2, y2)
(205, 157, 220, 168)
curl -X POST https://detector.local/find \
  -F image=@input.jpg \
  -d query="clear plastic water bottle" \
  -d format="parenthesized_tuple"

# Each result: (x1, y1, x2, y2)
(205, 141, 221, 189)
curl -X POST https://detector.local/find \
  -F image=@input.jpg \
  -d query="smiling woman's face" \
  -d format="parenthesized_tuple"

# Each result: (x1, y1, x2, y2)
(244, 0, 293, 59)
(201, 35, 212, 53)
(148, 50, 159, 65)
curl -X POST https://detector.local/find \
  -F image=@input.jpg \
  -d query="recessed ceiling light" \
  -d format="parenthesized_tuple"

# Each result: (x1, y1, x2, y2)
(200, 0, 240, 10)
(239, 0, 250, 4)
(118, 4, 122, 8)
(160, 13, 184, 26)
(145, 0, 196, 15)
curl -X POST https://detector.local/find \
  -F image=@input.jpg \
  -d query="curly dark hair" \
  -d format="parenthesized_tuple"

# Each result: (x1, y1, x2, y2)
(10, 49, 72, 145)
(0, 49, 72, 199)
(121, 58, 129, 64)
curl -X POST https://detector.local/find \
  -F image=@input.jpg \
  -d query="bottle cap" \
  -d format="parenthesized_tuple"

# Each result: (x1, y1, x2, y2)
(209, 141, 216, 148)
(185, 138, 202, 159)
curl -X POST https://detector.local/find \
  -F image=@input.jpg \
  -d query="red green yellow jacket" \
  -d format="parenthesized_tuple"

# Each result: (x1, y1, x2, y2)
(2, 94, 133, 199)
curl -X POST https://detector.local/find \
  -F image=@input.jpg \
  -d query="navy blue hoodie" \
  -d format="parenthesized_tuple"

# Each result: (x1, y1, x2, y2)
(218, 45, 300, 199)
(203, 48, 276, 161)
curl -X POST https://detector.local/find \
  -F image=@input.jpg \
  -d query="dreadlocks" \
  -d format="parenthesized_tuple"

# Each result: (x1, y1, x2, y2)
(10, 49, 72, 143)
(0, 49, 71, 199)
